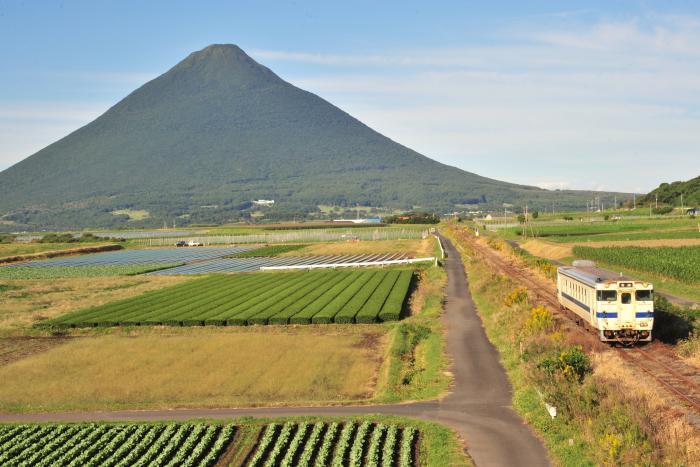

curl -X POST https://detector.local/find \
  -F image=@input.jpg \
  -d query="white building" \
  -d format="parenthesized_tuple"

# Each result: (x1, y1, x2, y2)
(253, 199, 275, 207)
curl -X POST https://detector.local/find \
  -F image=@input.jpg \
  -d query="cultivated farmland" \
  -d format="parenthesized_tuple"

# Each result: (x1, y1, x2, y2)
(7, 246, 250, 268)
(0, 422, 235, 466)
(0, 421, 423, 466)
(43, 269, 415, 328)
(0, 263, 180, 279)
(149, 253, 417, 275)
(573, 245, 700, 283)
(246, 421, 417, 467)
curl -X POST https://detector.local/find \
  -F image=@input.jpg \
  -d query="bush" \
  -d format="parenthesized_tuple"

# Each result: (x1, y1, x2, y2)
(538, 346, 591, 383)
(523, 306, 554, 335)
(503, 287, 528, 306)
(652, 206, 673, 215)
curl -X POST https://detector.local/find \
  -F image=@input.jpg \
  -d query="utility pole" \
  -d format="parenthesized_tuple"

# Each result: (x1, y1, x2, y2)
(633, 193, 636, 210)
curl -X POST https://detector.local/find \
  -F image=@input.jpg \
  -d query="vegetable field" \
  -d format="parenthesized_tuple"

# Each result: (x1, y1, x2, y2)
(0, 422, 235, 466)
(43, 269, 415, 328)
(573, 245, 700, 283)
(0, 263, 180, 279)
(246, 421, 417, 467)
(0, 421, 420, 466)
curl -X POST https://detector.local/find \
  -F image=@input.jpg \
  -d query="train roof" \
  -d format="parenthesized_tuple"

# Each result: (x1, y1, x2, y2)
(558, 266, 635, 287)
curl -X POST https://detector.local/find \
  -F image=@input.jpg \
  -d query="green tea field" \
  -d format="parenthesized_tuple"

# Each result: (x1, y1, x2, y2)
(44, 268, 414, 328)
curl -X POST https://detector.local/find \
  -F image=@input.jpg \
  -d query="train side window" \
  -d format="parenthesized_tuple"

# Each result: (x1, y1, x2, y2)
(597, 290, 617, 302)
(636, 290, 653, 301)
(621, 293, 631, 304)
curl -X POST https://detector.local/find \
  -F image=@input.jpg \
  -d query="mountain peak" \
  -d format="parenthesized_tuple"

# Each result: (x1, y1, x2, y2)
(170, 43, 278, 86)
(191, 44, 251, 61)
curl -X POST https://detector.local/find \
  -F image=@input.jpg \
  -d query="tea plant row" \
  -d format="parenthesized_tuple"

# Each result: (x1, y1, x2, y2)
(43, 268, 414, 328)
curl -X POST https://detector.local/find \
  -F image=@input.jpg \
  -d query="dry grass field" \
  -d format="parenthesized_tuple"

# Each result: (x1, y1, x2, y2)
(0, 329, 385, 412)
(282, 238, 434, 258)
(0, 275, 187, 333)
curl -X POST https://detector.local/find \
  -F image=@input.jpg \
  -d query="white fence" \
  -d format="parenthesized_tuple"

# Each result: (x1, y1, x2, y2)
(260, 257, 436, 271)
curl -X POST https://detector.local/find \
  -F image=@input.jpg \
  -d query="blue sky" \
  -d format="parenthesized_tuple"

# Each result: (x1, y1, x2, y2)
(1, 0, 699, 192)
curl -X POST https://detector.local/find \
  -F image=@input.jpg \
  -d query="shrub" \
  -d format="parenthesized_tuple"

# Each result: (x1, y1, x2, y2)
(523, 306, 554, 335)
(538, 346, 591, 383)
(503, 287, 528, 306)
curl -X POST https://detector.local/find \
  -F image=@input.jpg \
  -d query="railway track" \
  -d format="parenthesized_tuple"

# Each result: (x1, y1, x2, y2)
(460, 231, 700, 414)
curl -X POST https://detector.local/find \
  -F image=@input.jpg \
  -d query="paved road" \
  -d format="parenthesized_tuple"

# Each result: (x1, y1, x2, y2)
(0, 236, 550, 466)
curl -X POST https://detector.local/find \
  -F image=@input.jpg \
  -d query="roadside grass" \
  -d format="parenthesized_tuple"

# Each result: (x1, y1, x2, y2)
(0, 275, 187, 334)
(0, 329, 385, 412)
(280, 238, 434, 257)
(376, 264, 450, 402)
(446, 225, 699, 466)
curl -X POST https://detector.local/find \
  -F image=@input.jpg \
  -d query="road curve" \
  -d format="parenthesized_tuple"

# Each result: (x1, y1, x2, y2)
(0, 236, 550, 467)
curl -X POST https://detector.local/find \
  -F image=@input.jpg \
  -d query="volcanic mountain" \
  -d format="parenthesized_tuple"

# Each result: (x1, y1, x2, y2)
(0, 44, 624, 229)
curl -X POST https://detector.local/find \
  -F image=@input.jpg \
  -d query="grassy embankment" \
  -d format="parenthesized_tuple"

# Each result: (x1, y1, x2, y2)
(444, 225, 700, 466)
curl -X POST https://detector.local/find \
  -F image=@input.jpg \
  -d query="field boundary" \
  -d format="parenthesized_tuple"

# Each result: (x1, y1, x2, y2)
(0, 244, 122, 265)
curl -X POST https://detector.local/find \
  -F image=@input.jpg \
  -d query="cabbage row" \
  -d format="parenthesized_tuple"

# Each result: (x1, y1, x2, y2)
(246, 422, 418, 466)
(43, 269, 415, 328)
(0, 423, 234, 465)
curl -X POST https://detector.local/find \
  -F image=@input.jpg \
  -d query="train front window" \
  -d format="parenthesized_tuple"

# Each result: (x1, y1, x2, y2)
(597, 290, 617, 302)
(636, 290, 653, 301)
(621, 293, 631, 304)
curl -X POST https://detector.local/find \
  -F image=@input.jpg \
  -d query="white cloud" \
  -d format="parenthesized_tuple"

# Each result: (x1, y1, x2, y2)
(256, 15, 700, 192)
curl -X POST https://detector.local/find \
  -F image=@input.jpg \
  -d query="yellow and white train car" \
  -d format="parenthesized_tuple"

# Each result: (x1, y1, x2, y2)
(557, 261, 654, 344)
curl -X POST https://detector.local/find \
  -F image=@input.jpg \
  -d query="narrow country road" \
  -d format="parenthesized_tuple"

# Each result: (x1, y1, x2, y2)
(0, 236, 550, 466)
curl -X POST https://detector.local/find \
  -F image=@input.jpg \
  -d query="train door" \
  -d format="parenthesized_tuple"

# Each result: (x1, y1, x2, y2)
(618, 289, 635, 328)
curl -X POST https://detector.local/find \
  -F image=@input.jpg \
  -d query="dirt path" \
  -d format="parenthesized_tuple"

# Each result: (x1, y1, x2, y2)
(0, 236, 550, 467)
